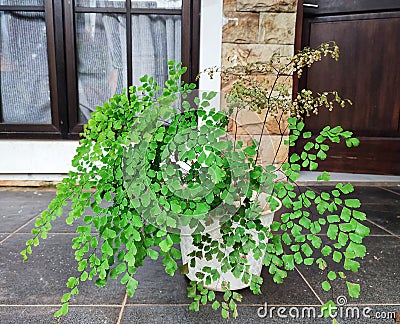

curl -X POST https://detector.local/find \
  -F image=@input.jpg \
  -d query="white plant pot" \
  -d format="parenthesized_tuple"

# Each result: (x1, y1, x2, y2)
(180, 193, 282, 291)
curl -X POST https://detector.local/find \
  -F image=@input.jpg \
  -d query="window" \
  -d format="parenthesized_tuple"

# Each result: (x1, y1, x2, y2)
(0, 0, 200, 138)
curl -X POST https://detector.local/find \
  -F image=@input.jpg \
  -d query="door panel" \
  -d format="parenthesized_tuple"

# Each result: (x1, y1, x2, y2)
(297, 0, 400, 175)
(303, 0, 400, 15)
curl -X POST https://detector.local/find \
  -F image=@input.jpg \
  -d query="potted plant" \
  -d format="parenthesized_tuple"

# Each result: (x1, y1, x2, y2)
(21, 42, 369, 320)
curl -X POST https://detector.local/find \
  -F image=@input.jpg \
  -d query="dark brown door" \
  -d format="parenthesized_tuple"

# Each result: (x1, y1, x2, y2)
(296, 0, 400, 175)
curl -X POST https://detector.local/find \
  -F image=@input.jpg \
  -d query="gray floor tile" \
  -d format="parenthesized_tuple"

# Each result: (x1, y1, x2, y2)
(121, 305, 331, 324)
(0, 190, 55, 203)
(127, 256, 191, 305)
(127, 248, 319, 307)
(243, 304, 400, 323)
(0, 192, 54, 233)
(21, 209, 93, 234)
(359, 306, 400, 323)
(276, 204, 387, 236)
(1, 304, 396, 324)
(22, 201, 110, 234)
(310, 186, 400, 206)
(382, 186, 400, 195)
(0, 234, 125, 305)
(122, 304, 400, 323)
(362, 204, 400, 235)
(298, 186, 394, 235)
(0, 306, 120, 324)
(296, 236, 400, 305)
(241, 266, 320, 305)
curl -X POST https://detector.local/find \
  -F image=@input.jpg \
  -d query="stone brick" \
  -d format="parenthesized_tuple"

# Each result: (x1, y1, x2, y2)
(227, 108, 290, 135)
(221, 43, 294, 67)
(226, 134, 289, 165)
(237, 0, 298, 12)
(259, 134, 289, 165)
(259, 12, 296, 45)
(223, 12, 260, 44)
(221, 74, 293, 97)
(223, 0, 237, 12)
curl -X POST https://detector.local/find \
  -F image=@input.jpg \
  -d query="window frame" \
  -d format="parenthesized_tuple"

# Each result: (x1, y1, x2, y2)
(0, 2, 64, 138)
(0, 0, 200, 139)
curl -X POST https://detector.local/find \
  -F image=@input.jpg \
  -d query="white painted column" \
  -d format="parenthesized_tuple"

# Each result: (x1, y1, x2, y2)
(199, 0, 223, 93)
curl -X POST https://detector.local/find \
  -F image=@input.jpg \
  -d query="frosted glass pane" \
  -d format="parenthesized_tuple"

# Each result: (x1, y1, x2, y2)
(0, 11, 51, 124)
(76, 0, 182, 8)
(75, 13, 127, 122)
(75, 0, 125, 8)
(0, 0, 44, 5)
(132, 0, 181, 9)
(131, 14, 181, 87)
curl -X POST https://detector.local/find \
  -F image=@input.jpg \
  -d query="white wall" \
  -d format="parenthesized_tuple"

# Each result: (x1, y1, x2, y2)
(0, 140, 78, 180)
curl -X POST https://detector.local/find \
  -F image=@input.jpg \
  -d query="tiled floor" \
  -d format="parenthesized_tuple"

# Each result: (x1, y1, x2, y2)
(0, 186, 399, 323)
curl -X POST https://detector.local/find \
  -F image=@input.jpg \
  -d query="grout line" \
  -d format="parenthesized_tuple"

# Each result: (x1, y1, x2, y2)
(305, 186, 319, 192)
(294, 266, 324, 305)
(236, 303, 400, 307)
(13, 232, 78, 235)
(124, 302, 400, 307)
(315, 233, 394, 237)
(1, 303, 398, 308)
(238, 303, 400, 307)
(340, 303, 400, 307)
(0, 216, 38, 245)
(285, 233, 394, 237)
(237, 303, 322, 307)
(280, 233, 394, 238)
(116, 293, 128, 324)
(124, 303, 319, 307)
(125, 303, 191, 307)
(0, 304, 122, 307)
(359, 202, 395, 205)
(379, 186, 400, 196)
(298, 181, 400, 187)
(307, 185, 396, 203)
(365, 219, 400, 239)
(361, 202, 400, 207)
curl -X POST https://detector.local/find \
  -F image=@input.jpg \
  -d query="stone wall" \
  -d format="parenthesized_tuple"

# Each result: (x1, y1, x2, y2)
(221, 0, 298, 166)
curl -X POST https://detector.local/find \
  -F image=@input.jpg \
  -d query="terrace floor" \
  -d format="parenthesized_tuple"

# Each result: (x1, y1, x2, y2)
(0, 185, 399, 323)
